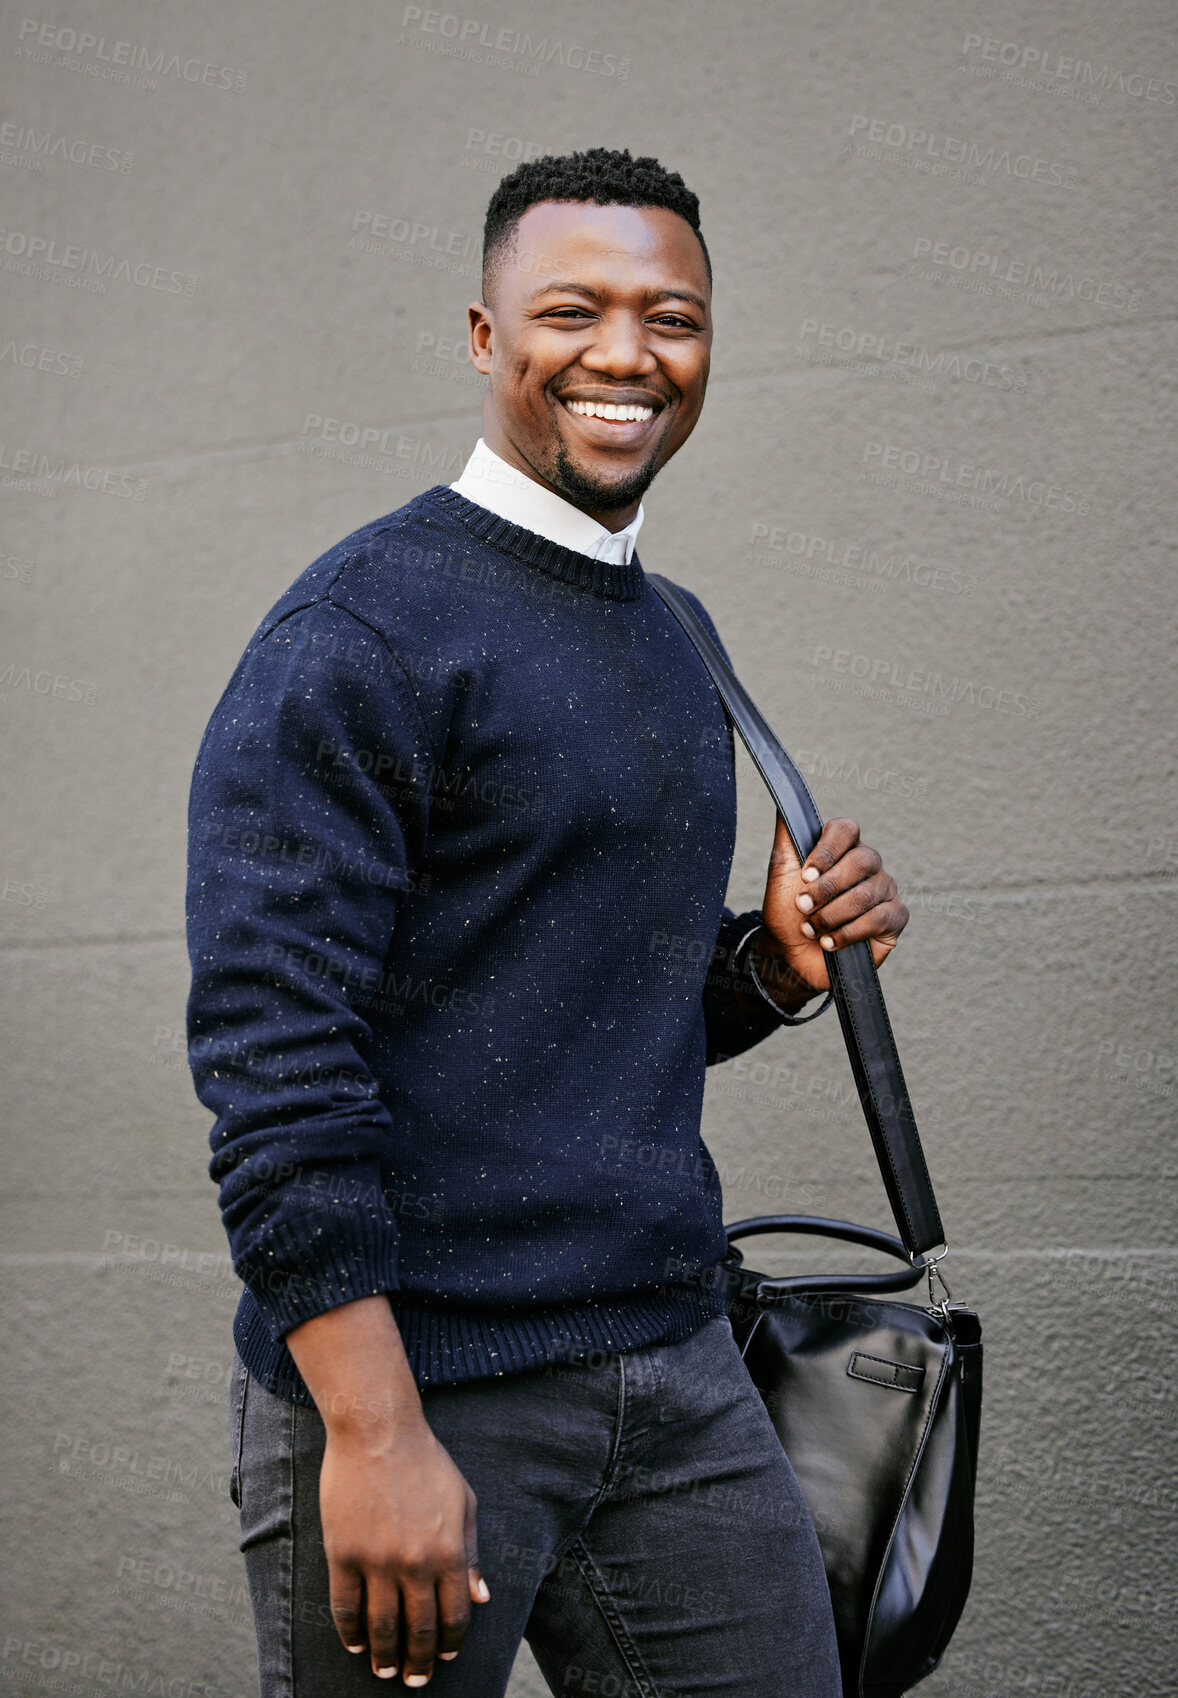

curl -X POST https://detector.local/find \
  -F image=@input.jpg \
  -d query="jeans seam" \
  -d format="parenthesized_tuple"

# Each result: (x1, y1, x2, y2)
(580, 1351, 627, 1519)
(282, 1393, 296, 1698)
(567, 1538, 664, 1698)
(230, 1358, 249, 1509)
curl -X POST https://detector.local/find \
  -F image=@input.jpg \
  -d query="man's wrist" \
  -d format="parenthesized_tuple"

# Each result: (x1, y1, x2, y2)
(285, 1294, 427, 1440)
(733, 924, 819, 1018)
(749, 933, 820, 1015)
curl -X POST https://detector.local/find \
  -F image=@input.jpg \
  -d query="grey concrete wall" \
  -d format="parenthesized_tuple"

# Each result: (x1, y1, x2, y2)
(2, 1, 1174, 1693)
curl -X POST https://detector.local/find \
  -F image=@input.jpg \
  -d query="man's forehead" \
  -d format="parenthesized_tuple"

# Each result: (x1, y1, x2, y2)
(504, 200, 710, 298)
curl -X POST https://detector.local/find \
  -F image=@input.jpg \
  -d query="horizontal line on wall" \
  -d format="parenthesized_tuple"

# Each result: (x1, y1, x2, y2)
(1, 1248, 1176, 1269)
(0, 930, 185, 951)
(713, 314, 1178, 390)
(104, 405, 484, 480)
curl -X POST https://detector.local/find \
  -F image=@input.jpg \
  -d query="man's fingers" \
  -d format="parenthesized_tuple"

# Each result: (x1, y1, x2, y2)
(364, 1578, 402, 1680)
(808, 900, 910, 955)
(766, 811, 804, 877)
(465, 1486, 490, 1607)
(797, 843, 883, 912)
(802, 872, 898, 933)
(328, 1563, 368, 1656)
(400, 1581, 439, 1686)
(436, 1562, 474, 1660)
(803, 817, 861, 874)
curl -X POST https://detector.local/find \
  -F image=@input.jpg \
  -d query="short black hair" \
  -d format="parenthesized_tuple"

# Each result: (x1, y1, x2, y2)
(481, 146, 711, 301)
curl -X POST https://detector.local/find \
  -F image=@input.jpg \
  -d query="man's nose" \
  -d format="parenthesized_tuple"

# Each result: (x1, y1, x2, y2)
(578, 313, 658, 377)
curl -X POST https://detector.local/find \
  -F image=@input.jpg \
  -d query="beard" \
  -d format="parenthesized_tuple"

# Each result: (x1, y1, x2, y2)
(550, 439, 661, 513)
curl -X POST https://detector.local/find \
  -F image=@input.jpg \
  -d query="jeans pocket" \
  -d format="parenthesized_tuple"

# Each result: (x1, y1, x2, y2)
(228, 1352, 248, 1509)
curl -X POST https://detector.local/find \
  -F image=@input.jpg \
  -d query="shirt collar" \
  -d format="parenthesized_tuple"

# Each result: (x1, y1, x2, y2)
(450, 438, 644, 566)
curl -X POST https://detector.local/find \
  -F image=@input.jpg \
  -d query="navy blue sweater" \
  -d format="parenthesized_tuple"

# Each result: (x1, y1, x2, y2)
(186, 485, 789, 1404)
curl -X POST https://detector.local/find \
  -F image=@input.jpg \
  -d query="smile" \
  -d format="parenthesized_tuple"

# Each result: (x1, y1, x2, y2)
(563, 399, 656, 422)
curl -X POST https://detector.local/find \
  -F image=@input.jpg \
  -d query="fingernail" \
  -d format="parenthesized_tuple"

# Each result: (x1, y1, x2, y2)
(345, 1644, 366, 1654)
(405, 1677, 430, 1688)
(800, 922, 815, 939)
(796, 894, 814, 913)
(476, 1579, 490, 1601)
(439, 1652, 459, 1660)
(375, 1669, 397, 1680)
(802, 866, 819, 882)
(821, 935, 836, 950)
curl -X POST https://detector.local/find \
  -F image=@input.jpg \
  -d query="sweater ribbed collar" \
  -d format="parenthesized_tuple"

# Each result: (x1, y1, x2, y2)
(422, 485, 646, 603)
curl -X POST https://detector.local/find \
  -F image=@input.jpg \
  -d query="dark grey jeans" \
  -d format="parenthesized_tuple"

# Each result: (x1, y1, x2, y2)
(228, 1314, 841, 1697)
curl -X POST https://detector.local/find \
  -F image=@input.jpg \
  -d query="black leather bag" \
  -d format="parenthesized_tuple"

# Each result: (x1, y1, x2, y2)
(650, 575, 983, 1698)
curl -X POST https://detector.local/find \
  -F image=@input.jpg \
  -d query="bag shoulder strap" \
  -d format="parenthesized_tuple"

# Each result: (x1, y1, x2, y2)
(648, 572, 945, 1259)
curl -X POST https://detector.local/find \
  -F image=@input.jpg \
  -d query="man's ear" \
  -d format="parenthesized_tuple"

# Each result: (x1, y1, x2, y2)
(467, 302, 493, 375)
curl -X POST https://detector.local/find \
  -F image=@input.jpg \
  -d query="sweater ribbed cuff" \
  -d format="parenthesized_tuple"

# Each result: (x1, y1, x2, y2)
(238, 1211, 401, 1342)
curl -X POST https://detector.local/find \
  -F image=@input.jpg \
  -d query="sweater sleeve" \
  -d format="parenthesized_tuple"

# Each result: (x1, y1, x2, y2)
(185, 597, 438, 1342)
(702, 906, 796, 1064)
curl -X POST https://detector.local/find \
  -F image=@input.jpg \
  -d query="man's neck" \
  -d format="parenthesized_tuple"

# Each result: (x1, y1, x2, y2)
(480, 425, 640, 532)
(449, 439, 644, 566)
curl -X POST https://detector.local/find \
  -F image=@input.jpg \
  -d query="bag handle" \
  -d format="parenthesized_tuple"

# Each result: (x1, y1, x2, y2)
(724, 1214, 927, 1298)
(648, 573, 946, 1262)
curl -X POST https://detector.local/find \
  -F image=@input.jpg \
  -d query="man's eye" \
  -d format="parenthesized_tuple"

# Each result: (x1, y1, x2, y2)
(650, 315, 693, 329)
(546, 309, 593, 320)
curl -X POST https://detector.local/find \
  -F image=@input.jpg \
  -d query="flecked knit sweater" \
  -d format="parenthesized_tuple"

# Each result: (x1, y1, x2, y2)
(185, 485, 789, 1405)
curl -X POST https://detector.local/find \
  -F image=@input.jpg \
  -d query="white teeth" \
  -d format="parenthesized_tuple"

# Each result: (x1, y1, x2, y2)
(564, 399, 655, 422)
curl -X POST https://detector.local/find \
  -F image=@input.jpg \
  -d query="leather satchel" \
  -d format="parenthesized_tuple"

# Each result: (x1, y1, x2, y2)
(649, 575, 983, 1698)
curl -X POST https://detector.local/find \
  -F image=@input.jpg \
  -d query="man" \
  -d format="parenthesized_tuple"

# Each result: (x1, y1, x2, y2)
(187, 148, 908, 1697)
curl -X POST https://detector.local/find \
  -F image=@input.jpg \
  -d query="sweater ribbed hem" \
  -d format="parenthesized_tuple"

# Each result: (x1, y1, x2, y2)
(422, 485, 646, 602)
(232, 1280, 729, 1407)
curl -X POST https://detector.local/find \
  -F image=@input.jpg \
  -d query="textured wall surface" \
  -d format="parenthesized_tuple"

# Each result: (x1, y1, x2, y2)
(2, 1, 1175, 1694)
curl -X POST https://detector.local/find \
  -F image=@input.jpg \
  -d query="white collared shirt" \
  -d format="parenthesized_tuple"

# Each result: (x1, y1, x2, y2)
(450, 438, 644, 566)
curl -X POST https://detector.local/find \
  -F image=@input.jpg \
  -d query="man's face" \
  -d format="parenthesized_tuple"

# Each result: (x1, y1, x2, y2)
(466, 201, 712, 530)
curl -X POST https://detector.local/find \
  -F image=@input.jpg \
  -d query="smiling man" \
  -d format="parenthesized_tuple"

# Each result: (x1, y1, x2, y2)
(187, 148, 907, 1698)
